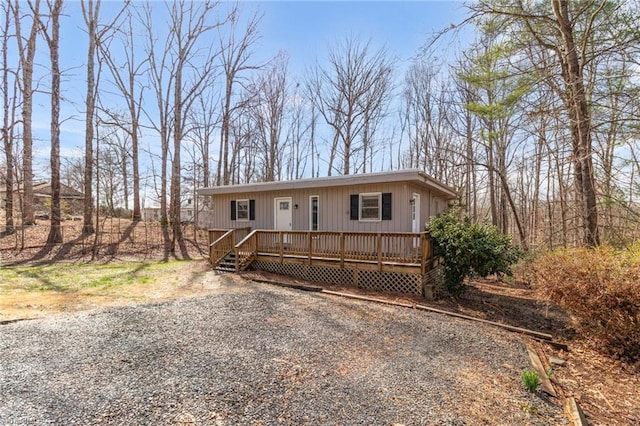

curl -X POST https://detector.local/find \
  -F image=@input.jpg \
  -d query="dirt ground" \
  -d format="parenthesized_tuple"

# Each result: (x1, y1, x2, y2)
(1, 219, 638, 425)
(0, 218, 208, 263)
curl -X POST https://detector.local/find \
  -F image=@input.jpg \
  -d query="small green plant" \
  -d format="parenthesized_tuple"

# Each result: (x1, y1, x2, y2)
(522, 369, 541, 393)
(545, 367, 553, 379)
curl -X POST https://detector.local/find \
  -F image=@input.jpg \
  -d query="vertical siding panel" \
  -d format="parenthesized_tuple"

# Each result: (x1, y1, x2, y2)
(201, 180, 450, 232)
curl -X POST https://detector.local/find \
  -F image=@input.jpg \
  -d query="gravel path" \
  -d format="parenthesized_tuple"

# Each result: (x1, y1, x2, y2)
(1, 280, 566, 425)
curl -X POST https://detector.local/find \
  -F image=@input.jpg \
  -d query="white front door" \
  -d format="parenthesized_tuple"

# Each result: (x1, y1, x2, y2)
(411, 193, 421, 233)
(411, 193, 421, 248)
(274, 197, 293, 232)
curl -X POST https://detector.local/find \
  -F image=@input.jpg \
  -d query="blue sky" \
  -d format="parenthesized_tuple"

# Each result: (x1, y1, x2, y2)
(252, 1, 468, 80)
(52, 1, 469, 146)
(15, 0, 472, 194)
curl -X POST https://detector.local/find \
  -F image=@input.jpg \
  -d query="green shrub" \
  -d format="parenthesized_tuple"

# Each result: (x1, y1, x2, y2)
(531, 246, 640, 362)
(427, 209, 521, 295)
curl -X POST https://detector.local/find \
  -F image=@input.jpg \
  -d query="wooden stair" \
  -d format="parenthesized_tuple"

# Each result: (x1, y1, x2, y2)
(214, 252, 237, 273)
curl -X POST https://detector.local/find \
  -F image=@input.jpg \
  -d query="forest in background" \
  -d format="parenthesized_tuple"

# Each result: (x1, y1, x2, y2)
(1, 0, 639, 252)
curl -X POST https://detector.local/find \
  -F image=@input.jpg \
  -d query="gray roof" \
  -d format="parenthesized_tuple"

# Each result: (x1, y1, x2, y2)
(197, 169, 457, 199)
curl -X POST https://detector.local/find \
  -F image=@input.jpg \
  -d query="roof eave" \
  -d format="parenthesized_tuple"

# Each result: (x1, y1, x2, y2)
(197, 169, 458, 199)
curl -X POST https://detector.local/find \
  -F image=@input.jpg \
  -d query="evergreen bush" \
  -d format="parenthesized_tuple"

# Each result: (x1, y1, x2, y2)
(427, 209, 521, 295)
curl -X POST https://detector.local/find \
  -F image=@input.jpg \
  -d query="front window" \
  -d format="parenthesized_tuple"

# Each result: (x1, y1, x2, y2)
(236, 199, 249, 221)
(360, 193, 381, 221)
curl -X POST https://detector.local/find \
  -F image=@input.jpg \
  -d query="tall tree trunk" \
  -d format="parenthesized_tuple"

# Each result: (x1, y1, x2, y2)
(46, 0, 63, 244)
(220, 77, 233, 185)
(170, 68, 183, 252)
(465, 107, 477, 221)
(1, 3, 14, 234)
(13, 0, 40, 226)
(81, 0, 99, 235)
(552, 0, 599, 246)
(121, 147, 128, 212)
(131, 109, 141, 220)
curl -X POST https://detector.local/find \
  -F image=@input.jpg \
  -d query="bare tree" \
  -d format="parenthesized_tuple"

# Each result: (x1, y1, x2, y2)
(97, 5, 146, 224)
(168, 0, 226, 252)
(35, 0, 63, 243)
(216, 10, 261, 186)
(306, 37, 393, 175)
(1, 1, 16, 234)
(79, 0, 99, 235)
(186, 90, 219, 189)
(284, 81, 313, 180)
(143, 0, 228, 253)
(248, 52, 288, 182)
(11, 0, 40, 226)
(141, 2, 172, 231)
(80, 0, 125, 233)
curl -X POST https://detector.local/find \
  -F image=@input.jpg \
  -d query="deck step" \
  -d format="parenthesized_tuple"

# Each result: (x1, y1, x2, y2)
(214, 253, 237, 272)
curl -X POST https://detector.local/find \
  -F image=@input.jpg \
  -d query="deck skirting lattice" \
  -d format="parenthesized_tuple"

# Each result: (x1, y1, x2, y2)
(250, 260, 423, 296)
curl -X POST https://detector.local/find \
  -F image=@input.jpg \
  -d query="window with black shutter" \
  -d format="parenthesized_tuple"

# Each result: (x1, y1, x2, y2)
(231, 199, 253, 221)
(349, 192, 392, 221)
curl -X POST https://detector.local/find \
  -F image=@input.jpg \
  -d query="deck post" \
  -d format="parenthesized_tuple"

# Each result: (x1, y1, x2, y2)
(377, 233, 382, 271)
(307, 232, 312, 265)
(279, 231, 284, 263)
(234, 244, 239, 272)
(421, 233, 428, 274)
(340, 232, 345, 268)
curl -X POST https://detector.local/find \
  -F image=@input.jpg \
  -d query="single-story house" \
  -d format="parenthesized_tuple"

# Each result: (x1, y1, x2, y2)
(197, 169, 456, 233)
(1, 182, 84, 216)
(197, 169, 457, 298)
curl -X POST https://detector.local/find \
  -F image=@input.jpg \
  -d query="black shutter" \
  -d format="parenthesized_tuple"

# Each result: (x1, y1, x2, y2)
(382, 193, 392, 220)
(249, 199, 256, 220)
(350, 194, 359, 220)
(231, 200, 236, 221)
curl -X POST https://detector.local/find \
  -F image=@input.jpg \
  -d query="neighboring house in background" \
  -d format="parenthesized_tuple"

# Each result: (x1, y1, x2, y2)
(0, 182, 84, 217)
(197, 169, 456, 233)
(142, 207, 195, 223)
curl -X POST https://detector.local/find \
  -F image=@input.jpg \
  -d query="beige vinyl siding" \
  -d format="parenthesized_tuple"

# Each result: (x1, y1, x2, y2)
(200, 181, 446, 233)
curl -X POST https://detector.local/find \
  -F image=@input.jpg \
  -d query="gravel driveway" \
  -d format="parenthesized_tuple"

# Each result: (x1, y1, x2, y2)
(1, 280, 566, 425)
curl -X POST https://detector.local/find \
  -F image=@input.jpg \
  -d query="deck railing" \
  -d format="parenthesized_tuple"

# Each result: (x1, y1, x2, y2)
(209, 229, 433, 273)
(208, 227, 250, 266)
(230, 230, 431, 272)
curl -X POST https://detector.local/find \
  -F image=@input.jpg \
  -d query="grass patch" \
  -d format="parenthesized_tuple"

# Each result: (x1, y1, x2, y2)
(0, 259, 214, 322)
(0, 261, 181, 294)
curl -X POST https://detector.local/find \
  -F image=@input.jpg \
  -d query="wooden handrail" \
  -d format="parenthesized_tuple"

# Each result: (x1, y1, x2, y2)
(208, 227, 252, 267)
(209, 229, 234, 267)
(235, 229, 259, 271)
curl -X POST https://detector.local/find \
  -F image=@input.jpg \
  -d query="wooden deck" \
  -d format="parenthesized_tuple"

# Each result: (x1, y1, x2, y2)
(208, 229, 437, 297)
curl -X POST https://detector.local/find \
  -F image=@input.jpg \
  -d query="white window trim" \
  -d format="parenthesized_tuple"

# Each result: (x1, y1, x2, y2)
(309, 195, 319, 231)
(359, 192, 382, 222)
(236, 199, 250, 222)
